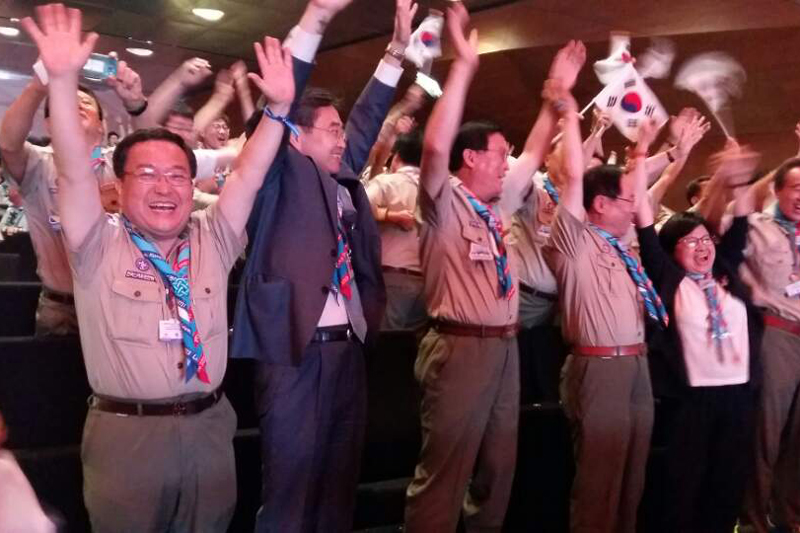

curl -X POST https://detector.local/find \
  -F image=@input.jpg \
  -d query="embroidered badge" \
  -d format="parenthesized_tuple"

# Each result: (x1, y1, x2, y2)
(135, 258, 150, 272)
(125, 270, 157, 283)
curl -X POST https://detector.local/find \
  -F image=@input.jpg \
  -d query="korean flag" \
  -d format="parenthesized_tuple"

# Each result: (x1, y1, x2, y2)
(593, 63, 668, 141)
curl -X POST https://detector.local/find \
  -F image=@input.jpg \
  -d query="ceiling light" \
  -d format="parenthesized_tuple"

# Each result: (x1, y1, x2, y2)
(126, 47, 153, 57)
(192, 8, 225, 21)
(0, 26, 20, 37)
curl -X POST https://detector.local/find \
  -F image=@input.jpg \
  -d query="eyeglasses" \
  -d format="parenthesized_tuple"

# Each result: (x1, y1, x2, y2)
(309, 125, 346, 140)
(614, 195, 635, 204)
(678, 235, 716, 248)
(124, 167, 192, 187)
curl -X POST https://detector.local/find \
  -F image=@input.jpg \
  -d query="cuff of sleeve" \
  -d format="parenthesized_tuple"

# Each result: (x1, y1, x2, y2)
(284, 25, 322, 64)
(374, 59, 403, 88)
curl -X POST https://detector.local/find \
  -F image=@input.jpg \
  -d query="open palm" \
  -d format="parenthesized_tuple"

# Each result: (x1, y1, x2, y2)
(248, 37, 295, 107)
(21, 4, 97, 80)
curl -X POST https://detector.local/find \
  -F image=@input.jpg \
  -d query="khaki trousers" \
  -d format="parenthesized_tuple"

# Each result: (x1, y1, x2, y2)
(741, 326, 800, 532)
(561, 353, 653, 533)
(405, 330, 519, 533)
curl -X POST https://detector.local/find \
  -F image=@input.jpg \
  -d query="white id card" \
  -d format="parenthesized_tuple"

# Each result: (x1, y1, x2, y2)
(786, 280, 800, 298)
(537, 225, 552, 238)
(159, 319, 182, 341)
(469, 243, 494, 262)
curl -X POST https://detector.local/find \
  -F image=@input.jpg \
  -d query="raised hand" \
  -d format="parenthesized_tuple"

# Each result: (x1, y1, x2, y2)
(394, 115, 416, 136)
(675, 114, 710, 159)
(634, 118, 660, 151)
(590, 108, 612, 137)
(446, 2, 478, 69)
(213, 68, 236, 98)
(709, 144, 760, 188)
(176, 57, 213, 89)
(541, 77, 578, 117)
(391, 0, 419, 50)
(247, 37, 295, 109)
(667, 107, 700, 143)
(548, 40, 586, 91)
(106, 59, 145, 110)
(21, 3, 98, 80)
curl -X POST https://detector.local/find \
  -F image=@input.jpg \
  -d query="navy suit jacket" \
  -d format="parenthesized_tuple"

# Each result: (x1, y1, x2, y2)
(230, 58, 392, 365)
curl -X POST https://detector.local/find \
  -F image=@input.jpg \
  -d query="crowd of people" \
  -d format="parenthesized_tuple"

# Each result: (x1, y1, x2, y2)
(2, 1, 800, 533)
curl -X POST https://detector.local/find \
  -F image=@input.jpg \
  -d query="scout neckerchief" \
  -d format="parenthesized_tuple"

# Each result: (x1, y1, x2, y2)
(686, 271, 735, 363)
(772, 205, 800, 264)
(332, 194, 354, 300)
(121, 217, 210, 383)
(459, 183, 515, 299)
(590, 224, 669, 326)
(90, 146, 106, 174)
(543, 175, 560, 205)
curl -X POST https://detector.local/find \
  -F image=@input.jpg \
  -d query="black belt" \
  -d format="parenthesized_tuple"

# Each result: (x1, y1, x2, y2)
(41, 287, 75, 305)
(382, 266, 423, 278)
(432, 319, 519, 338)
(518, 283, 558, 302)
(89, 389, 222, 416)
(312, 326, 355, 343)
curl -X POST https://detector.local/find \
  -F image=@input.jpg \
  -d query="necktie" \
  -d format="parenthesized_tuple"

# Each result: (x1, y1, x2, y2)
(122, 217, 210, 383)
(543, 175, 560, 205)
(686, 272, 734, 363)
(591, 224, 669, 326)
(332, 195, 354, 300)
(460, 184, 515, 299)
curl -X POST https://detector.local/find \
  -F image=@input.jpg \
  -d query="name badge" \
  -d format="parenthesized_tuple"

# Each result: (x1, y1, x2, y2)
(469, 243, 494, 262)
(786, 280, 800, 298)
(537, 225, 551, 238)
(159, 319, 182, 341)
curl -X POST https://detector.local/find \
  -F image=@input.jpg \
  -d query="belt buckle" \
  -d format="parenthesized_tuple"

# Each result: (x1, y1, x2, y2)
(173, 402, 188, 416)
(346, 328, 353, 341)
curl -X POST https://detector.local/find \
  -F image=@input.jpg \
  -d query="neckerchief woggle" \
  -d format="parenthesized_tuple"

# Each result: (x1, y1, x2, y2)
(459, 183, 515, 299)
(121, 216, 210, 383)
(590, 224, 669, 326)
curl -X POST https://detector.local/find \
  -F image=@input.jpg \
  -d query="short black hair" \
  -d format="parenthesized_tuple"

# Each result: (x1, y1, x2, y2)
(290, 87, 341, 128)
(44, 84, 103, 122)
(658, 211, 715, 256)
(112, 128, 197, 179)
(774, 158, 800, 191)
(108, 131, 119, 139)
(449, 120, 504, 172)
(685, 175, 711, 205)
(583, 164, 624, 212)
(167, 101, 195, 121)
(392, 130, 423, 167)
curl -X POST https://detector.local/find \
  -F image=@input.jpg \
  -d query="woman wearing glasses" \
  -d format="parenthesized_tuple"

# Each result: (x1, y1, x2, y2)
(634, 144, 764, 533)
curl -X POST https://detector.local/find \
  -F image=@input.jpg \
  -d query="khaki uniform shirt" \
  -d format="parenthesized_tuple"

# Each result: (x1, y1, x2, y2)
(66, 204, 246, 400)
(419, 176, 518, 326)
(544, 206, 645, 346)
(366, 166, 421, 272)
(743, 212, 800, 321)
(508, 183, 558, 294)
(17, 143, 116, 293)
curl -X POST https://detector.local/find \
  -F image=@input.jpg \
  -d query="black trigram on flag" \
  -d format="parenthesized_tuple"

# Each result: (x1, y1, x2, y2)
(624, 79, 636, 89)
(644, 105, 656, 117)
(606, 96, 618, 107)
(627, 119, 639, 128)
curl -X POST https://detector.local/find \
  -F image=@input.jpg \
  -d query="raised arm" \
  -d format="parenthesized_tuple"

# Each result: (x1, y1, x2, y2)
(230, 60, 255, 121)
(135, 57, 212, 130)
(21, 4, 102, 250)
(105, 59, 147, 120)
(631, 120, 660, 228)
(0, 78, 47, 182)
(420, 2, 477, 201)
(218, 37, 295, 235)
(648, 113, 709, 206)
(194, 68, 236, 134)
(582, 109, 610, 168)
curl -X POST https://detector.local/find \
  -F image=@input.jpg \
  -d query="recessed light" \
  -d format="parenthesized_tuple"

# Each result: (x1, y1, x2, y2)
(9, 18, 19, 22)
(0, 26, 20, 37)
(126, 47, 153, 57)
(192, 8, 225, 21)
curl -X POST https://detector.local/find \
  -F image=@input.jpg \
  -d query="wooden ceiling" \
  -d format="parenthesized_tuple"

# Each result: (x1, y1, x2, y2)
(1, 0, 800, 208)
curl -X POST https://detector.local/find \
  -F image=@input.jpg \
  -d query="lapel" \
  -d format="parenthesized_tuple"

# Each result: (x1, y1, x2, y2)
(317, 166, 338, 233)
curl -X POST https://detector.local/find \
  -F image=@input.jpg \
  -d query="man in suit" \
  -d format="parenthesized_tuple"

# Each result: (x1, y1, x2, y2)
(231, 0, 415, 530)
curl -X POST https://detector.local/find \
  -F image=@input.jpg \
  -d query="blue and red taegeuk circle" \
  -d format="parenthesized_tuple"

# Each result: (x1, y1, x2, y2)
(621, 92, 642, 113)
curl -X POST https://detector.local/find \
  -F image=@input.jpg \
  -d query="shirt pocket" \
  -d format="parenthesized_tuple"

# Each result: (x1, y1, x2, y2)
(758, 249, 795, 292)
(462, 222, 495, 262)
(594, 252, 628, 297)
(107, 279, 163, 347)
(191, 279, 227, 343)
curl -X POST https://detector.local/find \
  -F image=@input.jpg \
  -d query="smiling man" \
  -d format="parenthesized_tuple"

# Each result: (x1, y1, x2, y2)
(740, 159, 800, 533)
(22, 3, 294, 531)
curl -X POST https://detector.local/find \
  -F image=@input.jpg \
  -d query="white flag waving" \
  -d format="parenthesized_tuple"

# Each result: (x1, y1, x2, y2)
(405, 10, 444, 70)
(593, 63, 668, 141)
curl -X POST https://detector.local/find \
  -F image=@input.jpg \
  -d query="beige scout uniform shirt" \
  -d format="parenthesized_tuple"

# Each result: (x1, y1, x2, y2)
(17, 143, 115, 293)
(743, 212, 800, 322)
(544, 206, 645, 347)
(419, 176, 518, 326)
(508, 183, 558, 294)
(366, 166, 421, 272)
(66, 204, 246, 400)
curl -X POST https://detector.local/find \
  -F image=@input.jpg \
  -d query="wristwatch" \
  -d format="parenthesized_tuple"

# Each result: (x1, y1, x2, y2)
(385, 43, 406, 63)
